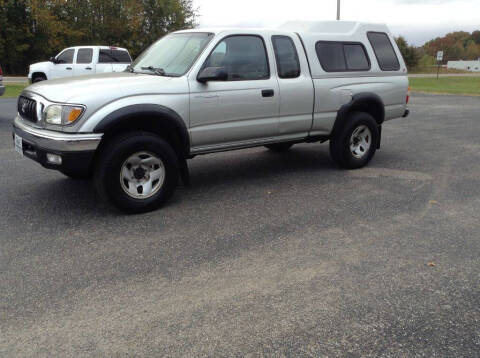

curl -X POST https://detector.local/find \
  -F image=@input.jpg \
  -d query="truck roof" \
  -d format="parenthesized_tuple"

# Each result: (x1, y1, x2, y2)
(176, 21, 392, 37)
(63, 46, 130, 52)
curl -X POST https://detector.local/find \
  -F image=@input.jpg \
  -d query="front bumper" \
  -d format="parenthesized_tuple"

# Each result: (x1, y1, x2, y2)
(0, 84, 5, 96)
(12, 116, 103, 173)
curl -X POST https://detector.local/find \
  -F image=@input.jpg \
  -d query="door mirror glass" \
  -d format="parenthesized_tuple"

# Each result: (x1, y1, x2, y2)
(197, 66, 228, 83)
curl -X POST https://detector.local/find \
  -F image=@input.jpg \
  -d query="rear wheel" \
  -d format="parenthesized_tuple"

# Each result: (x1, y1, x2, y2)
(265, 142, 294, 152)
(94, 132, 179, 214)
(329, 112, 379, 169)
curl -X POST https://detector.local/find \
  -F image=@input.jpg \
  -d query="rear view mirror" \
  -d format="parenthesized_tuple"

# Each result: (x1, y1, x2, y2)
(197, 67, 228, 83)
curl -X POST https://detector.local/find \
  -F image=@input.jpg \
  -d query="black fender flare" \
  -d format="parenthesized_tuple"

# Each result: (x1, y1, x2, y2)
(332, 92, 385, 134)
(93, 104, 190, 157)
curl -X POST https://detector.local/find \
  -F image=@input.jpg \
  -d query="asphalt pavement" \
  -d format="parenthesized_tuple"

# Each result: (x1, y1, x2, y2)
(0, 94, 479, 357)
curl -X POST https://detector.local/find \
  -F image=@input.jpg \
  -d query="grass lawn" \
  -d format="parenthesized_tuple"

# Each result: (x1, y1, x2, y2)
(3, 83, 28, 98)
(409, 76, 480, 96)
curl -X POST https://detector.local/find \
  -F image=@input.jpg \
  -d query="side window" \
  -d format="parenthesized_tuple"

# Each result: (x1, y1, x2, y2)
(76, 48, 93, 64)
(99, 49, 132, 63)
(344, 44, 370, 71)
(110, 50, 132, 63)
(272, 35, 300, 79)
(99, 50, 111, 63)
(204, 35, 270, 81)
(316, 42, 346, 72)
(367, 32, 400, 71)
(316, 42, 370, 72)
(57, 49, 75, 64)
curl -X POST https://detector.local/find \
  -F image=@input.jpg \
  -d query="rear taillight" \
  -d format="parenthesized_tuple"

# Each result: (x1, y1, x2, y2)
(0, 65, 3, 76)
(406, 86, 410, 104)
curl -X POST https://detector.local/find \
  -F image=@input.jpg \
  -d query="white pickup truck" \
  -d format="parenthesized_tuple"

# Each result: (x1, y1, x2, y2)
(28, 46, 132, 83)
(14, 21, 409, 213)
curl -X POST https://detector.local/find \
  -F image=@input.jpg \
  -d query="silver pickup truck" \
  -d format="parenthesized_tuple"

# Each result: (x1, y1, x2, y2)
(12, 21, 409, 213)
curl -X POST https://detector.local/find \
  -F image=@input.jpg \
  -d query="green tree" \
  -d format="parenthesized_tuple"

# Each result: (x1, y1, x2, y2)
(0, 0, 33, 74)
(395, 36, 419, 70)
(0, 0, 197, 74)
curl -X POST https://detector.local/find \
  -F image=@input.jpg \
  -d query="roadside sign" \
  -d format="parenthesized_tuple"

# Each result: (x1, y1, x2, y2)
(436, 51, 444, 79)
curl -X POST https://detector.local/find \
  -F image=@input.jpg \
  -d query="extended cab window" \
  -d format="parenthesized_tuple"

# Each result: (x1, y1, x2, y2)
(99, 49, 131, 64)
(367, 32, 400, 71)
(204, 35, 270, 81)
(272, 35, 300, 78)
(57, 49, 75, 64)
(316, 42, 370, 72)
(76, 48, 93, 64)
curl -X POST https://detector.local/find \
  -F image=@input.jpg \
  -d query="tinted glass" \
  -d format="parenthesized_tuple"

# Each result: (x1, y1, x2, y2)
(111, 50, 131, 63)
(76, 48, 93, 64)
(205, 35, 269, 81)
(344, 44, 369, 71)
(316, 42, 346, 72)
(57, 49, 75, 64)
(272, 36, 300, 78)
(367, 32, 400, 71)
(99, 49, 131, 63)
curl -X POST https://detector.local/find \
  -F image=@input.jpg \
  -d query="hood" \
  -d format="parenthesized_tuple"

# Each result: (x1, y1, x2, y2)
(30, 61, 50, 70)
(25, 72, 188, 104)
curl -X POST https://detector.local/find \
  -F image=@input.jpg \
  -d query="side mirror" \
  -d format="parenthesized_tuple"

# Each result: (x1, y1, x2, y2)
(197, 67, 228, 83)
(49, 57, 58, 64)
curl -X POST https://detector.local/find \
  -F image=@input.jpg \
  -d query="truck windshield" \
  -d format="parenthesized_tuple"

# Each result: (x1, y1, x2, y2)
(132, 32, 214, 77)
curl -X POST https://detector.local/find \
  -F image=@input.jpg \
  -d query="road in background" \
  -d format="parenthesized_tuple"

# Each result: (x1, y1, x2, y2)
(409, 73, 480, 78)
(0, 94, 479, 356)
(2, 77, 28, 83)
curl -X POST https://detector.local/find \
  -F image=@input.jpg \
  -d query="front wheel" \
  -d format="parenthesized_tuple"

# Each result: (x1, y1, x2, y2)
(94, 132, 179, 214)
(329, 112, 379, 169)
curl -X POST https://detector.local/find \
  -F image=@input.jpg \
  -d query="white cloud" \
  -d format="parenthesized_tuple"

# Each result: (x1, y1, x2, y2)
(193, 0, 480, 45)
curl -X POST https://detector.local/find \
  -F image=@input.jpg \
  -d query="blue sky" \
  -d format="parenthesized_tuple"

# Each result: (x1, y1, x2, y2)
(193, 0, 480, 45)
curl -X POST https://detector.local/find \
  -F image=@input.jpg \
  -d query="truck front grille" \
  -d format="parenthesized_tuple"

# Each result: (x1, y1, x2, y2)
(18, 96, 37, 123)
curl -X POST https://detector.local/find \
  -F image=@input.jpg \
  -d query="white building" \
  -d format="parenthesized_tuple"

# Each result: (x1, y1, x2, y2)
(447, 60, 480, 72)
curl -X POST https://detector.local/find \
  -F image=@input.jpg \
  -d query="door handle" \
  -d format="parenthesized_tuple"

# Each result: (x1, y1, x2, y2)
(66, 67, 72, 70)
(262, 89, 274, 97)
(85, 67, 92, 70)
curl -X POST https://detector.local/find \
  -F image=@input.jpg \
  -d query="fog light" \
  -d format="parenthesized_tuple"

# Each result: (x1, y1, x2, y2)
(46, 153, 62, 165)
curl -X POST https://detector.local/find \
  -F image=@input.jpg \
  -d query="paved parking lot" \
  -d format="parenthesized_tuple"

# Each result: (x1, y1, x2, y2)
(0, 94, 479, 357)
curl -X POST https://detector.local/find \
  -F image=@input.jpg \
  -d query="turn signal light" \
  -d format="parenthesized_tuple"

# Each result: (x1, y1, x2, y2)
(67, 107, 83, 123)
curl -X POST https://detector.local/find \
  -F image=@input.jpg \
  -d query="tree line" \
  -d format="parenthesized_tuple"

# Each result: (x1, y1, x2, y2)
(0, 0, 197, 74)
(396, 30, 480, 71)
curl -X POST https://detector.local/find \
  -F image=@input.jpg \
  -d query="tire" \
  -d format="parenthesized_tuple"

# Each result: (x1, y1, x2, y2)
(265, 142, 294, 152)
(60, 169, 91, 180)
(329, 111, 379, 169)
(33, 75, 47, 83)
(94, 132, 179, 214)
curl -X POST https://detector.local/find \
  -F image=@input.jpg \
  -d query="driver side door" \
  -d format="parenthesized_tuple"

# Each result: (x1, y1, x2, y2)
(188, 35, 279, 151)
(50, 48, 75, 79)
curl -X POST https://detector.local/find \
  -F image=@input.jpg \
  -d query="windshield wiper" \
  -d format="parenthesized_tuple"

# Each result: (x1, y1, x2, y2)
(141, 66, 166, 76)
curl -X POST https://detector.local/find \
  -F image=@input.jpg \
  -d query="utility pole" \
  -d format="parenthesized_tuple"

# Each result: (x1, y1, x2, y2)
(337, 0, 341, 20)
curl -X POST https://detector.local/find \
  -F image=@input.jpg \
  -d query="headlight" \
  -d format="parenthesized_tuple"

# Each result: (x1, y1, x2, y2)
(44, 104, 85, 125)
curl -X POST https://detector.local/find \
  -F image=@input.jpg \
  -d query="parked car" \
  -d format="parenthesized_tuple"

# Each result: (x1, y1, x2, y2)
(28, 46, 132, 83)
(13, 21, 409, 213)
(0, 64, 4, 96)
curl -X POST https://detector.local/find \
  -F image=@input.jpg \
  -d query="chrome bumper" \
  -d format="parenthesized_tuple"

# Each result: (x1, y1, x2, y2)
(12, 116, 102, 152)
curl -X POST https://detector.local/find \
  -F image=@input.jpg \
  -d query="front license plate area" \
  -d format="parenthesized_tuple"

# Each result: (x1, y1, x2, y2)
(14, 134, 23, 156)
